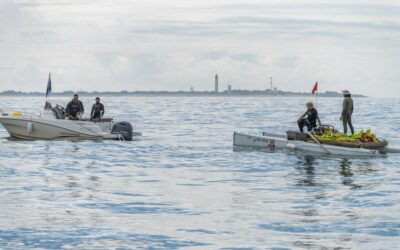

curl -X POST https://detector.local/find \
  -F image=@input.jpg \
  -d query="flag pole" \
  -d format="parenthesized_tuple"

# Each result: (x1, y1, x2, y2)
(312, 81, 318, 108)
(46, 72, 51, 100)
(315, 81, 318, 108)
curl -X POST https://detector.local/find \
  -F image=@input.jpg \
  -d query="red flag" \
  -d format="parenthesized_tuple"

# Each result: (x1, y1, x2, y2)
(312, 81, 318, 95)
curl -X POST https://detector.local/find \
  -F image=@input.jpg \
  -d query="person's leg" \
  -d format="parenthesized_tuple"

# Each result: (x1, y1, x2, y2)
(343, 116, 348, 135)
(91, 113, 101, 122)
(347, 115, 354, 135)
(298, 119, 305, 133)
(307, 124, 313, 132)
(308, 125, 317, 132)
(304, 119, 313, 132)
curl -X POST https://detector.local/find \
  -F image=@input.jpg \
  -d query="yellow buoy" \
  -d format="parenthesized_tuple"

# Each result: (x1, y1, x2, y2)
(11, 111, 22, 117)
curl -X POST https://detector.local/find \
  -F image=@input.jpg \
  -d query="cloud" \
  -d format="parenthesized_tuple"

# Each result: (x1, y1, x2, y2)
(231, 53, 262, 64)
(0, 0, 399, 96)
(272, 56, 300, 69)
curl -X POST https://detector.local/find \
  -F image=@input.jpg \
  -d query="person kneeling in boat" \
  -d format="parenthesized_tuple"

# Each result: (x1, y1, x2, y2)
(297, 102, 322, 133)
(66, 94, 84, 120)
(90, 97, 105, 121)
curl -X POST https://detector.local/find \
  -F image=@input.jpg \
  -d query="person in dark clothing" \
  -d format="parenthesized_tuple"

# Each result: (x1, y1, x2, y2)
(340, 89, 354, 135)
(297, 102, 322, 133)
(66, 94, 84, 120)
(90, 97, 105, 120)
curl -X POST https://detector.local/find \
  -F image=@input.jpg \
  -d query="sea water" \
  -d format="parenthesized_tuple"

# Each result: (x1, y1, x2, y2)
(0, 96, 399, 249)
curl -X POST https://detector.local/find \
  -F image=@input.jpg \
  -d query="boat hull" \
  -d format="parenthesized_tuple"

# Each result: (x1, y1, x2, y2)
(233, 132, 381, 156)
(0, 117, 107, 140)
(233, 132, 287, 148)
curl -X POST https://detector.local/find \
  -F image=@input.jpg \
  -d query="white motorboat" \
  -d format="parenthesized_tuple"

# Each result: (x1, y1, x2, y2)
(0, 104, 140, 141)
(233, 132, 387, 156)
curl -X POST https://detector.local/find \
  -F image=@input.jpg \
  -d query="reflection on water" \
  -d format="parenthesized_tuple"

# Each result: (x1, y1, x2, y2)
(295, 155, 317, 187)
(0, 96, 399, 249)
(340, 158, 354, 177)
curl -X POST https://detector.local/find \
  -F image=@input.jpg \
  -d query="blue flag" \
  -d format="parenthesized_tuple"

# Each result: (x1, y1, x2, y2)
(46, 73, 51, 98)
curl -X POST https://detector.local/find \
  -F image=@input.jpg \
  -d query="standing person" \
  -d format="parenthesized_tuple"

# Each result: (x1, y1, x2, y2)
(340, 89, 354, 135)
(90, 97, 105, 120)
(297, 102, 322, 133)
(66, 94, 84, 120)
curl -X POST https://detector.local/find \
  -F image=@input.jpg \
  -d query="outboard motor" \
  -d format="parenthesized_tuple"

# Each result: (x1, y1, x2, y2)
(111, 121, 133, 141)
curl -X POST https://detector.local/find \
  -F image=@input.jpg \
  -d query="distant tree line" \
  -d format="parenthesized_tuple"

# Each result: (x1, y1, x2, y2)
(0, 90, 365, 97)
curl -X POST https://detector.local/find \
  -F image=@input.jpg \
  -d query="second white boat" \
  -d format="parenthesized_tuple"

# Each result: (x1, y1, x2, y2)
(233, 132, 383, 156)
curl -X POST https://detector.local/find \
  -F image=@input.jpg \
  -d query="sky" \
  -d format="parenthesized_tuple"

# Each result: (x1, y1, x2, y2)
(0, 0, 399, 97)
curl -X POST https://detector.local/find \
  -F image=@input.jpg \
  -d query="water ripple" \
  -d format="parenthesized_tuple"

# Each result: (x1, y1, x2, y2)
(1, 96, 400, 249)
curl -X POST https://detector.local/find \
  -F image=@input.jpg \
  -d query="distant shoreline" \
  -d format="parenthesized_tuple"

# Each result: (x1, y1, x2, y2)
(0, 90, 366, 97)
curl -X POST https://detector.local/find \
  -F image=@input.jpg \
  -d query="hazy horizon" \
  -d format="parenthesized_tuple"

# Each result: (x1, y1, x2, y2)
(0, 0, 399, 97)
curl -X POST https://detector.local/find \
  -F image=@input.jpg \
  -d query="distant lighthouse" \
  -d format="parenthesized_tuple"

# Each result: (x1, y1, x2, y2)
(215, 74, 219, 93)
(270, 76, 273, 90)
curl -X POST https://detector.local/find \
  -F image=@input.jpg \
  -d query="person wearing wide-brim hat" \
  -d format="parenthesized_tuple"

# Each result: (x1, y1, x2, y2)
(340, 89, 354, 135)
(297, 101, 322, 133)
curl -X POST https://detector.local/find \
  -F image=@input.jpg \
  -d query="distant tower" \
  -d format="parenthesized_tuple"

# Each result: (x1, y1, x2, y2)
(270, 76, 273, 90)
(215, 74, 219, 93)
(190, 86, 194, 92)
(228, 85, 232, 92)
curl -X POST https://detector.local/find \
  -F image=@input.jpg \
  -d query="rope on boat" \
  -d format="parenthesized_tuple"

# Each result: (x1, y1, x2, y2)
(306, 132, 331, 154)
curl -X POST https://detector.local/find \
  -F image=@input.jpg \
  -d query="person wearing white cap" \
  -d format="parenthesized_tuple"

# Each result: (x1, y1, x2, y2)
(340, 90, 354, 135)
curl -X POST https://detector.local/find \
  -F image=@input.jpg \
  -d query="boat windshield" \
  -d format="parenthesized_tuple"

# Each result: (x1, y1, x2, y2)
(44, 100, 68, 110)
(44, 100, 68, 119)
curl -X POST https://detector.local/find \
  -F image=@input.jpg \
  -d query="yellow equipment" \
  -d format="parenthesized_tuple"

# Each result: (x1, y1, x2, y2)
(11, 111, 22, 117)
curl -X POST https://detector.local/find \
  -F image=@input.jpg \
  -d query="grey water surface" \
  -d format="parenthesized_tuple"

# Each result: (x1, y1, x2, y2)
(0, 96, 399, 249)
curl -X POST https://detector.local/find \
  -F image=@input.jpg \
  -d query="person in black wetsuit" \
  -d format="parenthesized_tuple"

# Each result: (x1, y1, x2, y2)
(66, 94, 84, 120)
(297, 102, 322, 133)
(90, 97, 105, 120)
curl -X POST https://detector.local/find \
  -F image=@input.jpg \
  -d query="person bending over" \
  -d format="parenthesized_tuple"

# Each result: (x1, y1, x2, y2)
(66, 94, 84, 120)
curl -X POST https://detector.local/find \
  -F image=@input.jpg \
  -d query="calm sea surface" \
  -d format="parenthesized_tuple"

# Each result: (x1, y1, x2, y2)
(0, 96, 399, 249)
